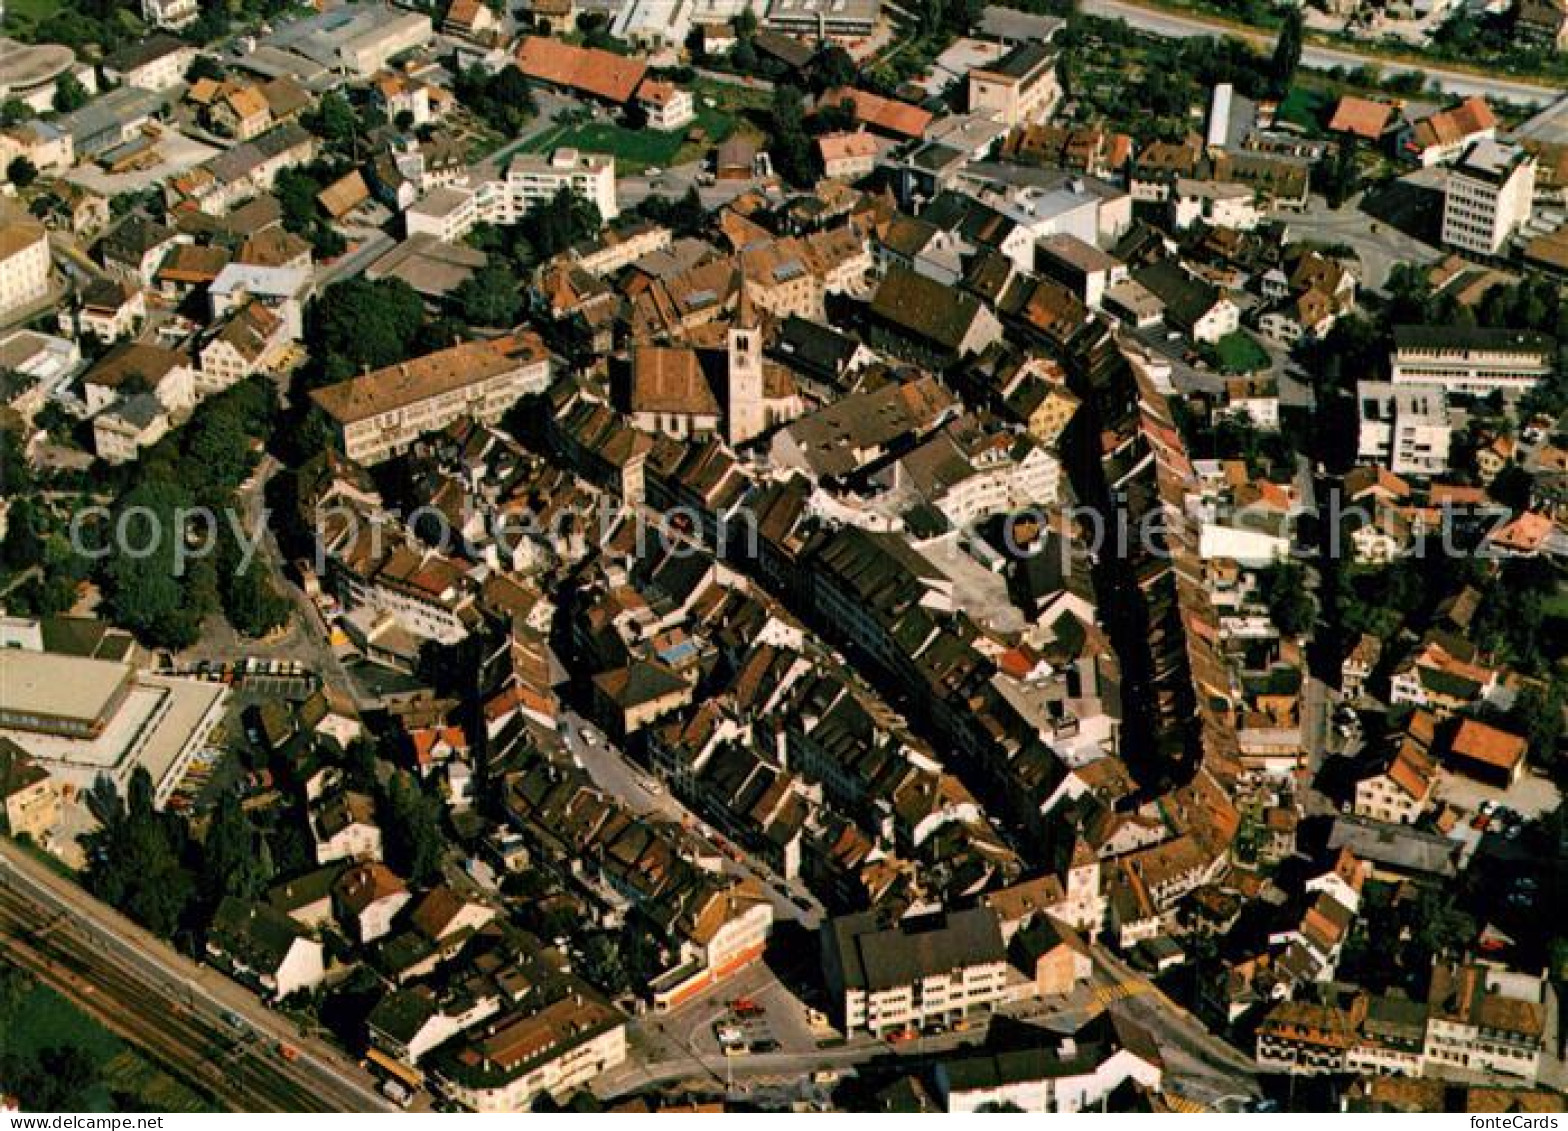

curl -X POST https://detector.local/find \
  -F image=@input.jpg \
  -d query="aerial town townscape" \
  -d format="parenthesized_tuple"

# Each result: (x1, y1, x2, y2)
(1, 0, 1567, 1117)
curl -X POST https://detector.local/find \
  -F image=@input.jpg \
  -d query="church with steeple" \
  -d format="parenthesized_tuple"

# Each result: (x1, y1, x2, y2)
(618, 276, 804, 447)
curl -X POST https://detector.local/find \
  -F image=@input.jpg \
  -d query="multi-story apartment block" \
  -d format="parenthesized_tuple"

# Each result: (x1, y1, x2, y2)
(0, 219, 51, 320)
(1256, 1000, 1356, 1074)
(1441, 139, 1537, 258)
(432, 992, 627, 1113)
(405, 150, 618, 242)
(1357, 381, 1452, 478)
(1390, 325, 1556, 397)
(310, 333, 553, 465)
(967, 42, 1060, 128)
(821, 909, 1010, 1038)
(1423, 962, 1547, 1080)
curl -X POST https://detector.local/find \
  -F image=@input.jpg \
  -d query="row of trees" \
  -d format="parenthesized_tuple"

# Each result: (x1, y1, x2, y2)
(97, 377, 289, 647)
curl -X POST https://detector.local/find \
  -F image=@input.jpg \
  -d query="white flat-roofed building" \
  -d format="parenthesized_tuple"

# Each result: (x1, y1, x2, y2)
(261, 4, 433, 78)
(765, 0, 881, 39)
(0, 329, 80, 418)
(209, 263, 312, 341)
(0, 650, 228, 810)
(1442, 139, 1537, 257)
(405, 150, 618, 244)
(1390, 325, 1556, 396)
(1358, 380, 1452, 478)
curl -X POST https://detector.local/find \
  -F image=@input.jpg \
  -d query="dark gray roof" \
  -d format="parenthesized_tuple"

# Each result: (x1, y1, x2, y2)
(982, 40, 1055, 82)
(209, 897, 310, 972)
(1133, 259, 1224, 330)
(871, 264, 985, 351)
(101, 215, 176, 263)
(826, 907, 1005, 992)
(1392, 324, 1556, 356)
(773, 315, 861, 381)
(105, 34, 189, 74)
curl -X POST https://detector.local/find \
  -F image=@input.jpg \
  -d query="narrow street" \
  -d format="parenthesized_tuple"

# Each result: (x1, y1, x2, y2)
(561, 707, 825, 930)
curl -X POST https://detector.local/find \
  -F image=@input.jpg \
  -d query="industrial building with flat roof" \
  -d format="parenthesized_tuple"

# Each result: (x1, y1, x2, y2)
(0, 650, 228, 809)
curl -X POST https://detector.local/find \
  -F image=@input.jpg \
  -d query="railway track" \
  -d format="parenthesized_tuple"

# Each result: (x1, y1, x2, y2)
(0, 886, 332, 1112)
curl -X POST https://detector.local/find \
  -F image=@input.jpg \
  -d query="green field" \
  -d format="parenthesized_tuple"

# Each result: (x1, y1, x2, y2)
(523, 101, 741, 174)
(0, 970, 212, 1112)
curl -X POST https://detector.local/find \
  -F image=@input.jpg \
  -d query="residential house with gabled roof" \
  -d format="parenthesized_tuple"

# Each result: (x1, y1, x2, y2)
(311, 788, 383, 864)
(206, 897, 326, 1002)
(334, 861, 412, 943)
(1401, 97, 1497, 167)
(1446, 718, 1529, 788)
(1354, 732, 1437, 825)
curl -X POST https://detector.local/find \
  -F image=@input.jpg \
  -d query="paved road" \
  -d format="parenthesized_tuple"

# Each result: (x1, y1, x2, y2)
(177, 455, 371, 710)
(316, 230, 394, 290)
(1088, 945, 1261, 1108)
(1272, 194, 1442, 293)
(562, 708, 825, 929)
(1079, 0, 1562, 106)
(0, 841, 392, 1112)
(596, 944, 1260, 1105)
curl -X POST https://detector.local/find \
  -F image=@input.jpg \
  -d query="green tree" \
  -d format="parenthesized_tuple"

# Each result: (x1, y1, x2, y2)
(52, 74, 90, 114)
(273, 166, 321, 233)
(454, 262, 522, 327)
(309, 92, 359, 149)
(101, 480, 215, 649)
(1260, 559, 1317, 638)
(308, 276, 426, 372)
(1324, 137, 1360, 208)
(381, 772, 445, 885)
(84, 768, 195, 939)
(6, 156, 37, 189)
(1, 495, 45, 573)
(0, 99, 30, 127)
(1269, 8, 1303, 96)
(200, 793, 273, 908)
(811, 43, 857, 92)
(1508, 679, 1565, 774)
(2, 1044, 102, 1111)
(768, 84, 815, 187)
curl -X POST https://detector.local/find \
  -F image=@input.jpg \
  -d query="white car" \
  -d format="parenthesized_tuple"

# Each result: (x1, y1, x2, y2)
(579, 727, 597, 745)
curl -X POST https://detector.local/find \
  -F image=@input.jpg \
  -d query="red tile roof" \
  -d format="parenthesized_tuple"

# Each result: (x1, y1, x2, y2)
(516, 37, 648, 104)
(820, 87, 932, 140)
(1328, 96, 1394, 141)
(1450, 719, 1528, 773)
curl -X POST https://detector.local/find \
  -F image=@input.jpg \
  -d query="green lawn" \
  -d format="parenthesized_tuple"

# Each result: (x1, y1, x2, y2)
(2, 0, 61, 34)
(1277, 86, 1330, 137)
(523, 104, 740, 174)
(0, 973, 213, 1112)
(1212, 332, 1272, 375)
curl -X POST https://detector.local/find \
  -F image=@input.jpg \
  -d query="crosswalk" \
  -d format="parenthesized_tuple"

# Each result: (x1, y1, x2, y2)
(1091, 978, 1154, 1006)
(1164, 1093, 1210, 1114)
